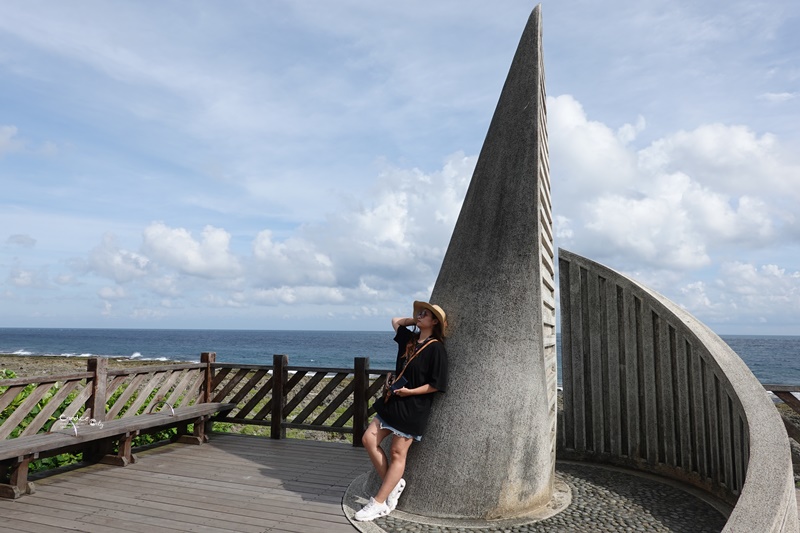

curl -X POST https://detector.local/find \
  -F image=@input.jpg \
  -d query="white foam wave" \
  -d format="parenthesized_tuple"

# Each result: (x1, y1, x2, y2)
(130, 352, 142, 359)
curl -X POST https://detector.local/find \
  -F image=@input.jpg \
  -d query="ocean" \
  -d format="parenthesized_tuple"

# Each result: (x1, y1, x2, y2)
(0, 328, 798, 386)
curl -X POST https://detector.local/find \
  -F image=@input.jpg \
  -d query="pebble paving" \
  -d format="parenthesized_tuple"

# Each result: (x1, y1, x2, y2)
(364, 463, 727, 533)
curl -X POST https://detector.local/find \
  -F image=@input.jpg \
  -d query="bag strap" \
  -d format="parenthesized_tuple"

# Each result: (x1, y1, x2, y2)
(385, 338, 438, 401)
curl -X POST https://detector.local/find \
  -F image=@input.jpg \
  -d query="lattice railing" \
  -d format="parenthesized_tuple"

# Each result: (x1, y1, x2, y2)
(0, 373, 92, 439)
(210, 356, 390, 445)
(2, 355, 391, 448)
(0, 360, 210, 441)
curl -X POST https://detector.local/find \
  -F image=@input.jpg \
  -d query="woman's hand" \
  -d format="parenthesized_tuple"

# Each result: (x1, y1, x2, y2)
(391, 316, 417, 331)
(394, 384, 439, 397)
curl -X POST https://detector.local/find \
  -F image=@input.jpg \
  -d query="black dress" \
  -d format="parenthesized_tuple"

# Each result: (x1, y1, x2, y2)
(373, 326, 448, 436)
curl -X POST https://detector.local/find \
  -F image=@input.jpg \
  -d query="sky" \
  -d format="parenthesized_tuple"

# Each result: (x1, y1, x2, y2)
(1, 1, 799, 334)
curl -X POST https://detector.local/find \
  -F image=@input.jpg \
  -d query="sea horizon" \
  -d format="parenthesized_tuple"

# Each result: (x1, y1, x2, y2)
(3, 325, 798, 335)
(1, 327, 798, 385)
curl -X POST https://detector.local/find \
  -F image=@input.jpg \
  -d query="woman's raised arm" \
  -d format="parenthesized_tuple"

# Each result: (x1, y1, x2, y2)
(392, 316, 416, 332)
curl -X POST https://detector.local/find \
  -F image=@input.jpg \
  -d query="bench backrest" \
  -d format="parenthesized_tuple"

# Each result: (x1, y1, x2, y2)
(0, 353, 216, 440)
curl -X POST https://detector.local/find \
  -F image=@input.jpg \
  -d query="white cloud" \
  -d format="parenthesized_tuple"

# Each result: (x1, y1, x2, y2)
(300, 152, 474, 292)
(545, 89, 800, 331)
(616, 115, 646, 145)
(251, 231, 335, 286)
(638, 124, 799, 198)
(54, 274, 80, 286)
(130, 308, 167, 320)
(34, 152, 471, 319)
(146, 275, 181, 297)
(551, 95, 798, 268)
(1, 1, 799, 333)
(677, 262, 800, 326)
(7, 264, 49, 289)
(583, 186, 711, 270)
(758, 92, 797, 103)
(6, 234, 36, 247)
(142, 223, 241, 279)
(98, 286, 126, 300)
(9, 268, 35, 287)
(0, 125, 23, 156)
(719, 262, 798, 299)
(233, 152, 473, 308)
(679, 281, 714, 310)
(246, 286, 347, 307)
(548, 95, 639, 198)
(89, 234, 149, 283)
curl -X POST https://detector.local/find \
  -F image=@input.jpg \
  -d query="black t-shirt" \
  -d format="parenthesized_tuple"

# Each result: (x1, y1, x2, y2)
(374, 326, 448, 436)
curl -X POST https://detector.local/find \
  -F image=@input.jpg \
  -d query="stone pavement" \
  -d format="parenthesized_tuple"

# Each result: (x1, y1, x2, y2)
(345, 461, 729, 533)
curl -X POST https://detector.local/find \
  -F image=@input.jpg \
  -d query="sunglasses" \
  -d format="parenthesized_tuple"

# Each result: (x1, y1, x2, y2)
(416, 309, 431, 319)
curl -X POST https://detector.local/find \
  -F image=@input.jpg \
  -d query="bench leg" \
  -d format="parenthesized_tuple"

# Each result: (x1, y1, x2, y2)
(175, 416, 207, 445)
(84, 439, 112, 464)
(99, 431, 139, 467)
(195, 415, 209, 443)
(0, 458, 35, 499)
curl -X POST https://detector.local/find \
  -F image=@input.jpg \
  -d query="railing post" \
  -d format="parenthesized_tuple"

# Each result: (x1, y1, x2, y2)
(353, 357, 369, 447)
(201, 352, 216, 403)
(86, 357, 108, 422)
(84, 357, 109, 463)
(271, 354, 288, 440)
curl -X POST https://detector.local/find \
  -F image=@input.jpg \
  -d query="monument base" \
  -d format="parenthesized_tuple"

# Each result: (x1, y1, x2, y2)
(342, 461, 729, 533)
(343, 470, 572, 531)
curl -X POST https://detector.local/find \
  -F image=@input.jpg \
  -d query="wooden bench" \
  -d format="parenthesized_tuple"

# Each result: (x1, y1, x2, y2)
(0, 353, 233, 499)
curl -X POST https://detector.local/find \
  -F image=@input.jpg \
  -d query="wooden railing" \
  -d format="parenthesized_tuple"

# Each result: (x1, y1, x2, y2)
(765, 384, 800, 473)
(210, 355, 390, 446)
(1, 355, 392, 449)
(0, 357, 212, 441)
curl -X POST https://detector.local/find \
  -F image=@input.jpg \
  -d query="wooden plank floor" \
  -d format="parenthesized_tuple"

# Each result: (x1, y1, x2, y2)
(0, 433, 370, 533)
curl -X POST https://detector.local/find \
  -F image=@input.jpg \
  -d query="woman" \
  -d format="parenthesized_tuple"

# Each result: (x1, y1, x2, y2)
(355, 300, 449, 522)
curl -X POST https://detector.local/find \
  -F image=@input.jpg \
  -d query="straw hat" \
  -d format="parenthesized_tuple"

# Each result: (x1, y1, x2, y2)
(413, 301, 447, 333)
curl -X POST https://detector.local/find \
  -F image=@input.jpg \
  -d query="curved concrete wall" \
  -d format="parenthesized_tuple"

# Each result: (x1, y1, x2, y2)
(558, 249, 798, 532)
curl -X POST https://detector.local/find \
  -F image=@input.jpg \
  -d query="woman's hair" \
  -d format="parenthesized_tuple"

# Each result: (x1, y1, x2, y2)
(402, 320, 444, 359)
(402, 332, 418, 359)
(431, 321, 444, 342)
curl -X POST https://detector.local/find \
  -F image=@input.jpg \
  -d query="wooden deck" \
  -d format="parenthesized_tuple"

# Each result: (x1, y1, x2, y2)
(0, 433, 369, 532)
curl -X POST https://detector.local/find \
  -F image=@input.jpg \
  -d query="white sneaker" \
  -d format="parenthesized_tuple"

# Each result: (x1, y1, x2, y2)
(354, 497, 390, 521)
(387, 478, 406, 510)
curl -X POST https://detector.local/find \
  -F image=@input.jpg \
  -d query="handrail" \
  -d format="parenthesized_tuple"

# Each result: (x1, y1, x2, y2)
(765, 384, 800, 392)
(1, 356, 391, 447)
(558, 248, 798, 532)
(208, 355, 391, 445)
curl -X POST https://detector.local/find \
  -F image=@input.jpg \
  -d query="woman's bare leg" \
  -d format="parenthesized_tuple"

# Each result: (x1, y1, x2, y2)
(362, 417, 393, 480)
(374, 434, 413, 503)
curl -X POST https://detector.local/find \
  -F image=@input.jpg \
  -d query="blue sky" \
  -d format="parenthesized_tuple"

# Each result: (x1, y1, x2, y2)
(1, 1, 798, 334)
